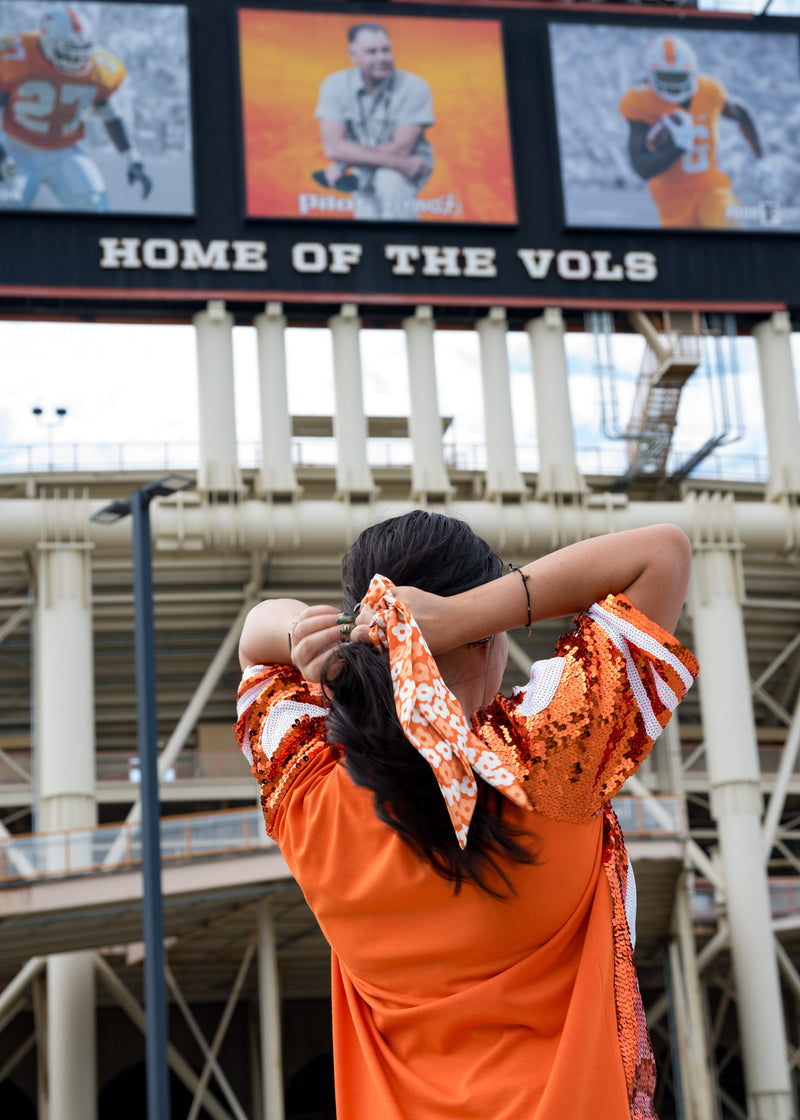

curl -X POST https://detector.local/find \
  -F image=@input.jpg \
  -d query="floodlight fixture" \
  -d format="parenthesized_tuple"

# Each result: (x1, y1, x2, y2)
(90, 475, 195, 526)
(90, 500, 132, 525)
(141, 473, 195, 501)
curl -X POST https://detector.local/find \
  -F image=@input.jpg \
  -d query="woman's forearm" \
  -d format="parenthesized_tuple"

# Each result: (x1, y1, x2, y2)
(238, 598, 307, 669)
(394, 525, 691, 655)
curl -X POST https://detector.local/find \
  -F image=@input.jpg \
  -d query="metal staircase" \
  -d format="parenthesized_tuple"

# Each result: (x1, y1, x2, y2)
(589, 310, 743, 488)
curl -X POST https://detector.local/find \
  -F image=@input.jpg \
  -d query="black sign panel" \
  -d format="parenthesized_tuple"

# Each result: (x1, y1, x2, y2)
(0, 0, 798, 315)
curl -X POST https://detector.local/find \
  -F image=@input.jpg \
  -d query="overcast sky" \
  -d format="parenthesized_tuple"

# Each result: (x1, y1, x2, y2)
(1, 317, 791, 486)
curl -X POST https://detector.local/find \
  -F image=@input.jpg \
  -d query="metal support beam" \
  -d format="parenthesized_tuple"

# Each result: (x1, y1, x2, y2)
(93, 953, 233, 1120)
(4, 495, 800, 554)
(763, 688, 800, 860)
(625, 772, 723, 891)
(691, 547, 795, 1119)
(674, 873, 717, 1120)
(0, 1030, 35, 1084)
(753, 312, 800, 501)
(647, 921, 730, 1030)
(258, 898, 285, 1120)
(0, 956, 46, 1023)
(186, 938, 256, 1120)
(103, 597, 255, 867)
(165, 965, 249, 1120)
(0, 604, 28, 646)
(32, 969, 48, 1120)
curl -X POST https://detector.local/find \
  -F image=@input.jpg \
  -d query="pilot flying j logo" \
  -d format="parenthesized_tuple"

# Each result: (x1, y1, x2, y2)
(97, 237, 658, 282)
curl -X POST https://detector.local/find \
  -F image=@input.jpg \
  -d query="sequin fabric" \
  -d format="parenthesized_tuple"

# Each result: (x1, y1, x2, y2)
(603, 803, 657, 1118)
(234, 664, 328, 835)
(472, 593, 698, 1118)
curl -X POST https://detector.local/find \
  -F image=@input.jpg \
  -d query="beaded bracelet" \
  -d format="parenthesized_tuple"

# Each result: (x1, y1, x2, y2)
(508, 564, 532, 636)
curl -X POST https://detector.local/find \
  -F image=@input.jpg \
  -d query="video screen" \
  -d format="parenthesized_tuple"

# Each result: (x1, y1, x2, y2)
(0, 1, 193, 214)
(550, 22, 800, 232)
(238, 8, 517, 224)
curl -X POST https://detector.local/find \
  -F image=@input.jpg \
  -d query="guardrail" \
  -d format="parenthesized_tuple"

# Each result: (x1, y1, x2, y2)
(693, 876, 800, 922)
(0, 806, 272, 884)
(613, 795, 684, 836)
(0, 748, 251, 786)
(0, 438, 770, 484)
(1, 797, 681, 886)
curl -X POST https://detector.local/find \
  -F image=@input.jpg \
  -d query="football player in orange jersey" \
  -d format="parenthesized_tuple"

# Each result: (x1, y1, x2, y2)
(0, 6, 152, 210)
(619, 33, 775, 229)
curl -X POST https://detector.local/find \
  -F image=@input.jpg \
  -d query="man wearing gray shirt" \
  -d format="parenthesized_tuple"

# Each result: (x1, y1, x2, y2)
(314, 23, 434, 220)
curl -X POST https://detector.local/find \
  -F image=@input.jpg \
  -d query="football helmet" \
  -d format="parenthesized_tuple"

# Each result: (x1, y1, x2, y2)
(40, 7, 94, 75)
(645, 34, 698, 103)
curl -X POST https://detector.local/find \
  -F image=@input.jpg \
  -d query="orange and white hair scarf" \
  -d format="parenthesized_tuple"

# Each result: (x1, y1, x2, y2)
(362, 574, 531, 849)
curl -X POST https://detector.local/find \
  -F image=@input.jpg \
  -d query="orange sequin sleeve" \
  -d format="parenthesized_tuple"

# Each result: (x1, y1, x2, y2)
(234, 663, 329, 836)
(474, 593, 698, 823)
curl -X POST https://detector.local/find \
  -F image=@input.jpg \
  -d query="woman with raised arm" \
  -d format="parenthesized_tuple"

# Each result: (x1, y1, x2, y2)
(235, 510, 697, 1120)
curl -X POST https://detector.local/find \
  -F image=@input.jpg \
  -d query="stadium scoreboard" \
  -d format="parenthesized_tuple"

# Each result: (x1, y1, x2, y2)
(0, 0, 798, 317)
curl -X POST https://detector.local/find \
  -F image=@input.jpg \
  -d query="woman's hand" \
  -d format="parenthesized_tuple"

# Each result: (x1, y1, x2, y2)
(291, 605, 355, 683)
(354, 586, 465, 656)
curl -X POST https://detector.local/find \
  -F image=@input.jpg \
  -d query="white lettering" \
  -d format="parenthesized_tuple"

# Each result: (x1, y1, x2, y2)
(590, 250, 624, 282)
(179, 239, 231, 271)
(556, 250, 592, 281)
(623, 251, 658, 282)
(421, 246, 461, 277)
(232, 240, 268, 272)
(142, 238, 179, 270)
(99, 237, 141, 269)
(292, 242, 328, 273)
(461, 247, 497, 278)
(297, 192, 355, 216)
(385, 244, 421, 276)
(328, 243, 363, 275)
(516, 249, 555, 280)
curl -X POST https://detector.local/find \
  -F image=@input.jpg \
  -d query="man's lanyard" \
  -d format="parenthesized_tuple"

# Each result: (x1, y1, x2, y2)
(356, 78, 394, 147)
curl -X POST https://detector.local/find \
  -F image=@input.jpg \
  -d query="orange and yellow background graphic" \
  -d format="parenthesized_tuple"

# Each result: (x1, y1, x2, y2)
(238, 9, 518, 223)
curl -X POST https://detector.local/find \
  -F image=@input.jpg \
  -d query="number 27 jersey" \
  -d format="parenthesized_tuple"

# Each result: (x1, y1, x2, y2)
(619, 74, 730, 202)
(0, 32, 126, 150)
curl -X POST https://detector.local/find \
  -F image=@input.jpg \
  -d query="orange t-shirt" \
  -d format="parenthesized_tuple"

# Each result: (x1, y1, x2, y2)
(0, 32, 126, 150)
(236, 595, 698, 1120)
(619, 75, 731, 214)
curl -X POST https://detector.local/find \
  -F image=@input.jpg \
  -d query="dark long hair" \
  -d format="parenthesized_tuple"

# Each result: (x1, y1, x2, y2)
(321, 510, 536, 897)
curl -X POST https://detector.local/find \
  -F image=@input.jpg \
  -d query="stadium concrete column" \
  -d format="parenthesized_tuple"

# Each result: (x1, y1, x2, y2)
(329, 304, 376, 499)
(34, 544, 97, 1120)
(193, 300, 244, 494)
(258, 899, 284, 1120)
(476, 308, 527, 499)
(524, 308, 587, 498)
(253, 302, 299, 497)
(753, 312, 800, 500)
(402, 306, 452, 501)
(690, 545, 794, 1120)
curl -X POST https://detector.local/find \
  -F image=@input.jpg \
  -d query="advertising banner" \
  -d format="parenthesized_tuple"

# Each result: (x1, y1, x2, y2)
(237, 8, 517, 224)
(550, 22, 800, 232)
(0, 0, 193, 215)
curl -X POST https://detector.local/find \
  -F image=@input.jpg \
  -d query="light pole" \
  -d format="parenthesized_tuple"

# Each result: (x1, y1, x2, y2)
(31, 405, 68, 470)
(91, 474, 195, 1119)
